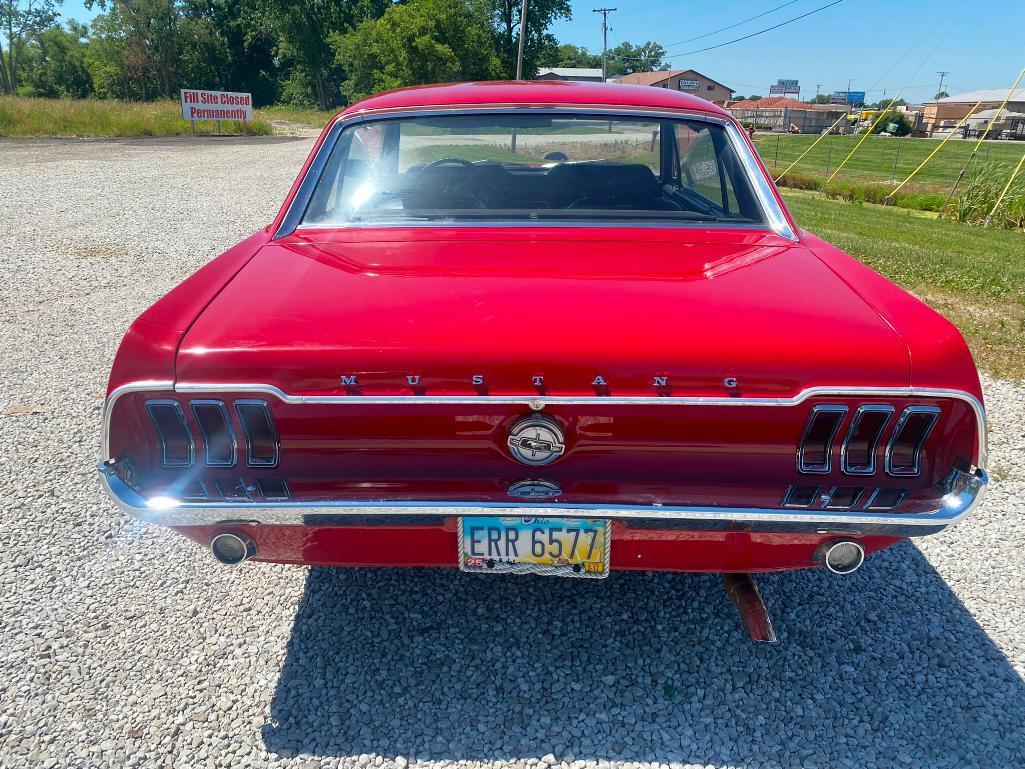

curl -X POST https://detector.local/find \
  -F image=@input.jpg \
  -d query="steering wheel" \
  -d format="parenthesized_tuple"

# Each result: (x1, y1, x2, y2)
(424, 157, 477, 169)
(420, 157, 488, 208)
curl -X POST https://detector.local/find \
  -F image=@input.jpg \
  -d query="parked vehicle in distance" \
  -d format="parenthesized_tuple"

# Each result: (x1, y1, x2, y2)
(99, 82, 987, 640)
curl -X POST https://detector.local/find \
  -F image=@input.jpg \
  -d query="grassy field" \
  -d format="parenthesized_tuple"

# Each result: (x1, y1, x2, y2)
(0, 96, 273, 137)
(754, 132, 1025, 191)
(785, 190, 1025, 379)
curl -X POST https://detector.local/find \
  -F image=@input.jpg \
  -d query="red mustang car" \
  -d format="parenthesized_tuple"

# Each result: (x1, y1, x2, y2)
(99, 82, 987, 640)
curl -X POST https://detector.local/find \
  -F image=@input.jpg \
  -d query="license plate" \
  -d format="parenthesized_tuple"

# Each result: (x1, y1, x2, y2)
(458, 516, 610, 578)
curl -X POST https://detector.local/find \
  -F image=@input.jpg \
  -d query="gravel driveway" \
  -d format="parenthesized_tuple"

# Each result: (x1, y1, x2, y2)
(1, 136, 1023, 769)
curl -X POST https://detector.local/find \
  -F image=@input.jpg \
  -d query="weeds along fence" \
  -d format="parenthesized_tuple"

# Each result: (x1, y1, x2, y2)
(755, 133, 1025, 229)
(947, 162, 1025, 229)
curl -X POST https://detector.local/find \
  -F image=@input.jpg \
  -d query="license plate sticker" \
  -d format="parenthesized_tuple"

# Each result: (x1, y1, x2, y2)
(458, 516, 610, 578)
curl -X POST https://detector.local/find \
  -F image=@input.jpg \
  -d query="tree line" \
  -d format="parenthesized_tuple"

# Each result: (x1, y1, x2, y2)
(0, 0, 670, 108)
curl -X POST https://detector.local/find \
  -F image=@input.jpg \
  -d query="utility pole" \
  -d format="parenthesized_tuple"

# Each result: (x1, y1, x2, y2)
(515, 0, 529, 80)
(815, 84, 822, 102)
(593, 7, 617, 82)
(936, 70, 949, 99)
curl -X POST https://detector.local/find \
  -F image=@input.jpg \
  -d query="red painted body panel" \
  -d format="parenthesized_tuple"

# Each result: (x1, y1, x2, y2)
(107, 230, 271, 395)
(802, 232, 983, 402)
(172, 523, 901, 573)
(339, 81, 731, 118)
(103, 83, 985, 574)
(176, 229, 911, 398)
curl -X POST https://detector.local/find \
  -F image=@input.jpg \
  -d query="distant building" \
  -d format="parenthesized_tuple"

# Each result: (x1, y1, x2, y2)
(612, 69, 733, 103)
(727, 97, 850, 134)
(536, 68, 605, 83)
(923, 88, 1025, 138)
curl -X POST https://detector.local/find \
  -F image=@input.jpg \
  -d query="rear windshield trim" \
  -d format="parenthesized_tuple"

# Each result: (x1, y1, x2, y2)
(275, 107, 796, 241)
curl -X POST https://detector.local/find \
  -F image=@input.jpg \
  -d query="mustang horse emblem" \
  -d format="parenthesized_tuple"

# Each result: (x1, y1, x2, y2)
(506, 415, 565, 466)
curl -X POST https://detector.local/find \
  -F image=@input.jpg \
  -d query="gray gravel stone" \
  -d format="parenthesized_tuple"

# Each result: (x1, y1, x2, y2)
(1, 136, 1023, 769)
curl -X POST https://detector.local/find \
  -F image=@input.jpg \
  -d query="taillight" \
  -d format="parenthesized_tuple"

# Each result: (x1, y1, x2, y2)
(840, 405, 894, 475)
(190, 400, 237, 467)
(144, 397, 279, 470)
(885, 406, 940, 477)
(234, 400, 279, 467)
(145, 400, 194, 467)
(797, 405, 847, 473)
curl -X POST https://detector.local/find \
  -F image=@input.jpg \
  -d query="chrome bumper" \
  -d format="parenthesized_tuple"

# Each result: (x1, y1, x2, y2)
(98, 463, 988, 537)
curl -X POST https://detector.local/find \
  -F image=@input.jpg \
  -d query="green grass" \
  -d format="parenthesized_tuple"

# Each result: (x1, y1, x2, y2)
(785, 190, 1025, 379)
(255, 105, 337, 129)
(0, 96, 273, 137)
(754, 133, 1025, 192)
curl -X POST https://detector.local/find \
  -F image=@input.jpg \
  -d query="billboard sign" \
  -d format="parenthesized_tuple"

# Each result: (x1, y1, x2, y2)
(831, 90, 866, 105)
(770, 79, 799, 95)
(678, 79, 700, 91)
(180, 89, 253, 121)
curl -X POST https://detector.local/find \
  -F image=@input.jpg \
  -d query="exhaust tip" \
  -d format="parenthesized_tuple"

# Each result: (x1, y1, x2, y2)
(210, 532, 257, 565)
(814, 538, 865, 575)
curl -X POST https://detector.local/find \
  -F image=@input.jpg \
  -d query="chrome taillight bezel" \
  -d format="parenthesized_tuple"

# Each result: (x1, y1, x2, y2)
(840, 404, 895, 476)
(190, 399, 238, 467)
(885, 405, 941, 477)
(797, 404, 848, 474)
(145, 399, 195, 468)
(234, 399, 280, 468)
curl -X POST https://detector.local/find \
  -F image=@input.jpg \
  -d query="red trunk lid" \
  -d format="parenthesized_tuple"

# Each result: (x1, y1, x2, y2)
(176, 227, 909, 397)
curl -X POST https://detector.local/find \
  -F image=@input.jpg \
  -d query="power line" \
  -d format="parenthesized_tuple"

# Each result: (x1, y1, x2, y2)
(663, 0, 846, 57)
(664, 0, 801, 48)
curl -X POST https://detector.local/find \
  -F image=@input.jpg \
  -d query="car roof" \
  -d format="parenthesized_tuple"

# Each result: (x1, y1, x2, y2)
(338, 80, 730, 118)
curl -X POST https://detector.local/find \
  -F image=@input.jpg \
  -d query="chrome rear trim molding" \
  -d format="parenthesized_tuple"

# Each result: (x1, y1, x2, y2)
(97, 464, 988, 537)
(103, 382, 988, 471)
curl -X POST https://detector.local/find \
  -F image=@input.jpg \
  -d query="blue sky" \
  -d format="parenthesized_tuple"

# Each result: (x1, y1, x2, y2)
(60, 0, 1025, 102)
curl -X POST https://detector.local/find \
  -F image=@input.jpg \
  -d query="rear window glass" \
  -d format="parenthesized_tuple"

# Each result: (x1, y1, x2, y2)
(301, 113, 766, 227)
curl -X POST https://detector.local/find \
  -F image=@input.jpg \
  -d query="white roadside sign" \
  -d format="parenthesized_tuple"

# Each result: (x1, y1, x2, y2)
(180, 89, 253, 122)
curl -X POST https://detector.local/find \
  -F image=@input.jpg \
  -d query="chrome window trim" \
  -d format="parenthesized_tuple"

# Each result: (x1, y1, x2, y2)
(797, 404, 848, 474)
(189, 399, 238, 468)
(234, 399, 280, 468)
(840, 404, 895, 476)
(100, 382, 988, 537)
(144, 399, 194, 468)
(273, 106, 797, 241)
(885, 405, 942, 477)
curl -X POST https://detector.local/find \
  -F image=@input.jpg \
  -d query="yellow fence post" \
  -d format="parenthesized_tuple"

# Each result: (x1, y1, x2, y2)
(985, 149, 1025, 227)
(943, 66, 1025, 207)
(773, 112, 851, 183)
(884, 100, 983, 204)
(825, 92, 903, 185)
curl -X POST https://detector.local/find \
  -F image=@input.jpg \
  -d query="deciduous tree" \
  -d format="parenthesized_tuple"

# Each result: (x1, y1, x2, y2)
(487, 0, 568, 79)
(334, 0, 501, 104)
(0, 0, 61, 94)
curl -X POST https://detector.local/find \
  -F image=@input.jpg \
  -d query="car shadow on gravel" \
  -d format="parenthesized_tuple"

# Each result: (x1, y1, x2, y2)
(263, 540, 1024, 766)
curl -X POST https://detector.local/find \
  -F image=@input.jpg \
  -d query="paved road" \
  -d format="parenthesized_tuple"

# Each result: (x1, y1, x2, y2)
(0, 136, 1022, 769)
